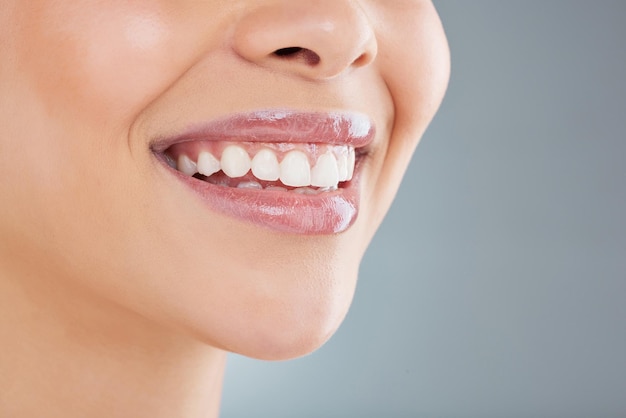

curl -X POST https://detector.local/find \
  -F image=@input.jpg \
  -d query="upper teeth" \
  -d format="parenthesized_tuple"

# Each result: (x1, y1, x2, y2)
(311, 152, 339, 188)
(280, 150, 311, 187)
(220, 145, 251, 178)
(174, 144, 356, 190)
(196, 152, 219, 177)
(251, 148, 280, 181)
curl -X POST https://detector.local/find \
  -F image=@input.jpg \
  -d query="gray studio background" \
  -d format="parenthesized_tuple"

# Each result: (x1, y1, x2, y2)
(221, 2, 626, 417)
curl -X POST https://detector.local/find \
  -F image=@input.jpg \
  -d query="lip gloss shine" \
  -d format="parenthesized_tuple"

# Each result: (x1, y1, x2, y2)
(152, 110, 375, 235)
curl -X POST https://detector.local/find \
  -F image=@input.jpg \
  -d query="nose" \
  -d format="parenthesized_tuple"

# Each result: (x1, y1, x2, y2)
(233, 0, 378, 80)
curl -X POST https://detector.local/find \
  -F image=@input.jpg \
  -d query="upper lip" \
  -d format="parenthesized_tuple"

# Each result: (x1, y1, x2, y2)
(150, 109, 376, 152)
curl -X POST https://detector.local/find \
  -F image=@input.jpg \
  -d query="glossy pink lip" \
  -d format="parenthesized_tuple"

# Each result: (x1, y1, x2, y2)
(152, 110, 375, 235)
(152, 110, 375, 151)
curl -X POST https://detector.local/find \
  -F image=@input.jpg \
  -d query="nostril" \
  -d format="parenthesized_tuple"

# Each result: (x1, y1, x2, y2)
(352, 52, 370, 67)
(273, 47, 321, 66)
(274, 47, 303, 57)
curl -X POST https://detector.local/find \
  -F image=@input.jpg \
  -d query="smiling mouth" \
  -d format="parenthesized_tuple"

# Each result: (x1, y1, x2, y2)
(151, 110, 375, 234)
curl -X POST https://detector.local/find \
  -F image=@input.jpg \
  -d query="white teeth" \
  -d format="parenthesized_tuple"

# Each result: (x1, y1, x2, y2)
(311, 152, 339, 188)
(347, 148, 355, 181)
(237, 181, 263, 190)
(280, 150, 311, 187)
(175, 144, 356, 190)
(336, 152, 349, 182)
(251, 149, 280, 181)
(178, 154, 197, 176)
(266, 186, 288, 192)
(197, 151, 220, 176)
(221, 145, 250, 178)
(294, 187, 320, 195)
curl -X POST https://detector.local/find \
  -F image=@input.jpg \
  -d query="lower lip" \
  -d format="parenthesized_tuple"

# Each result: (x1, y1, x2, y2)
(158, 158, 361, 235)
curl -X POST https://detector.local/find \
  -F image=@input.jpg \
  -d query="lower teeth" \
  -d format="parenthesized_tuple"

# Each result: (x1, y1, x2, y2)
(236, 181, 263, 190)
(266, 186, 288, 192)
(215, 178, 338, 193)
(189, 170, 339, 193)
(294, 187, 321, 195)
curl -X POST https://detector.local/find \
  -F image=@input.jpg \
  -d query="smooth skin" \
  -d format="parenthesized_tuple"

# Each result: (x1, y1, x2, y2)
(0, 1, 449, 417)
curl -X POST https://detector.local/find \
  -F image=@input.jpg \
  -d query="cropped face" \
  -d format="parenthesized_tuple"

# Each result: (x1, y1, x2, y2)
(0, 1, 449, 359)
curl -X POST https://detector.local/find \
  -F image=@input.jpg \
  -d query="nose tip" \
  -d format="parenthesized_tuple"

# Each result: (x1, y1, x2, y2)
(233, 1, 378, 80)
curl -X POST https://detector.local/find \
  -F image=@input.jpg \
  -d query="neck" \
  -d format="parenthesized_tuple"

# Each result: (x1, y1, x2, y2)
(0, 263, 227, 418)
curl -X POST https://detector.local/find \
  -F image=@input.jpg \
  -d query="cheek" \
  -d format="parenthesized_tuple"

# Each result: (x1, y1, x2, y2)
(11, 2, 197, 130)
(378, 2, 450, 137)
(363, 1, 450, 220)
(0, 1, 206, 249)
(0, 2, 203, 299)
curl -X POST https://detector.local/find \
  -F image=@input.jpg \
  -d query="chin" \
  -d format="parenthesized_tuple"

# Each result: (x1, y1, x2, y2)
(230, 308, 347, 361)
(184, 298, 354, 361)
(163, 255, 360, 361)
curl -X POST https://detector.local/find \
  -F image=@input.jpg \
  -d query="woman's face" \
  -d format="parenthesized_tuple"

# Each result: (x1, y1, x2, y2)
(0, 1, 449, 359)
